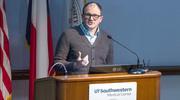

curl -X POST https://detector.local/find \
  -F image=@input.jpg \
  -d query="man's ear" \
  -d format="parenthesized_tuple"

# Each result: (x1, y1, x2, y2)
(99, 16, 103, 23)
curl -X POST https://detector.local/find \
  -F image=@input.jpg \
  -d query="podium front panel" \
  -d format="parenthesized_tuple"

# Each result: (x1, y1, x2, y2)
(34, 71, 161, 100)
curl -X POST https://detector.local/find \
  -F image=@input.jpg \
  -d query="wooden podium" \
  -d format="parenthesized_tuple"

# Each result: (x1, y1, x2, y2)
(34, 71, 161, 100)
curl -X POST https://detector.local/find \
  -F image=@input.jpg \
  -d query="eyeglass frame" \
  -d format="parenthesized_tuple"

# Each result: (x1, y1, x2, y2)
(83, 13, 102, 20)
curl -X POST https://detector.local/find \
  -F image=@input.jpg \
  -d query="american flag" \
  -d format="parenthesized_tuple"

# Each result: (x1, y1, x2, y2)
(0, 0, 12, 100)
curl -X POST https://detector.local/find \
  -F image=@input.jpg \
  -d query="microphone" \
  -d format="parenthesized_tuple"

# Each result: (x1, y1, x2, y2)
(48, 62, 67, 76)
(107, 35, 145, 74)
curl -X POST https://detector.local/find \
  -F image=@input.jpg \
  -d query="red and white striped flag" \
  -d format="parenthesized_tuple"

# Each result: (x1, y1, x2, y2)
(25, 0, 55, 100)
(0, 0, 12, 100)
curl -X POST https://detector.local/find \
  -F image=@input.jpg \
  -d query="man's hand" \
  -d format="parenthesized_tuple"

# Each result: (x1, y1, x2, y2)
(74, 52, 89, 68)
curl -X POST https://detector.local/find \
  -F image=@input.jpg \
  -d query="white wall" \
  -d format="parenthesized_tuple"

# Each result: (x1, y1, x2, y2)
(160, 75, 180, 100)
(12, 80, 29, 100)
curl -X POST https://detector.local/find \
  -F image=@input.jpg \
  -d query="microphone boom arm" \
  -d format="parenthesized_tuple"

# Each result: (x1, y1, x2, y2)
(107, 35, 145, 74)
(110, 37, 140, 67)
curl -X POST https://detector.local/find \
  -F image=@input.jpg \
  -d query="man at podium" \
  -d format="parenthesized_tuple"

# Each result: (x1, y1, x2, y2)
(53, 1, 114, 75)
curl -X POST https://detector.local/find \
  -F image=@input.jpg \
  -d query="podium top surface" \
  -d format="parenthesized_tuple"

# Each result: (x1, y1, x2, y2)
(35, 71, 161, 83)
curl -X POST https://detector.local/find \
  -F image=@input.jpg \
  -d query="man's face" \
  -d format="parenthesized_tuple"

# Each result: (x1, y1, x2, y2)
(82, 3, 103, 31)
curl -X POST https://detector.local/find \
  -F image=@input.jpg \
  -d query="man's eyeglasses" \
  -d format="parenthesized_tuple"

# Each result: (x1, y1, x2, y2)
(83, 13, 102, 20)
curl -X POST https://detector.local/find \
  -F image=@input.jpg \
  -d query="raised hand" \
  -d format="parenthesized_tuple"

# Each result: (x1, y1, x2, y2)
(74, 52, 89, 68)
